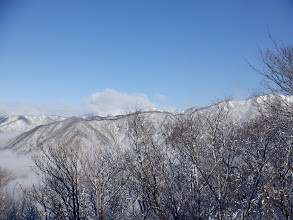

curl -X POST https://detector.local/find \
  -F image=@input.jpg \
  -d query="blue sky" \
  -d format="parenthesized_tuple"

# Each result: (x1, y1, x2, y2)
(0, 0, 293, 116)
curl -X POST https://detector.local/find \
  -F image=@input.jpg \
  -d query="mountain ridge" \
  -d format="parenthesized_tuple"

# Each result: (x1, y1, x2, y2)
(0, 115, 66, 133)
(2, 94, 293, 154)
(1, 94, 292, 134)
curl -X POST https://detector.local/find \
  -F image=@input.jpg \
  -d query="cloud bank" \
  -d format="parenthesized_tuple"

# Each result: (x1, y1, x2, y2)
(0, 101, 79, 116)
(82, 89, 155, 116)
(0, 89, 161, 117)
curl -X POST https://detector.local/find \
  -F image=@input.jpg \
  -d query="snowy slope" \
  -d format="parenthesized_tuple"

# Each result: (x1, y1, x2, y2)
(0, 115, 66, 133)
(186, 94, 293, 122)
(5, 111, 175, 154)
(5, 116, 111, 154)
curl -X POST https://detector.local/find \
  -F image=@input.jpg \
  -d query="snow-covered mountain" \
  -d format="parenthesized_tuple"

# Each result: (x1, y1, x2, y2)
(5, 111, 175, 154)
(2, 94, 293, 154)
(185, 94, 293, 121)
(0, 115, 66, 133)
(5, 116, 111, 154)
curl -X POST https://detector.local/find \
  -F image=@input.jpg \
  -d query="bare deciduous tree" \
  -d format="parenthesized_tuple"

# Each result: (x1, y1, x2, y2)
(248, 35, 293, 118)
(32, 143, 85, 219)
(0, 167, 14, 219)
(249, 35, 293, 96)
(81, 148, 126, 220)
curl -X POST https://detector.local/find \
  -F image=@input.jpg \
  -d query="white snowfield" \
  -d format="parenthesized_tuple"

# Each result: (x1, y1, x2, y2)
(1, 94, 292, 155)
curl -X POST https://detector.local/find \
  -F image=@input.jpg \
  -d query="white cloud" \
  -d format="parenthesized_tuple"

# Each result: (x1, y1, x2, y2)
(0, 89, 159, 117)
(0, 101, 79, 116)
(82, 89, 155, 116)
(0, 148, 37, 187)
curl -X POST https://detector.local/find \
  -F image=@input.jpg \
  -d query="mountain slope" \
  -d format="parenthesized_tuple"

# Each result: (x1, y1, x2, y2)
(3, 94, 293, 154)
(5, 116, 112, 154)
(186, 94, 293, 122)
(0, 115, 66, 133)
(5, 111, 176, 154)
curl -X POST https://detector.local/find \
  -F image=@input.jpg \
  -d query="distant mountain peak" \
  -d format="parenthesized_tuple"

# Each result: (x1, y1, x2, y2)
(0, 115, 66, 133)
